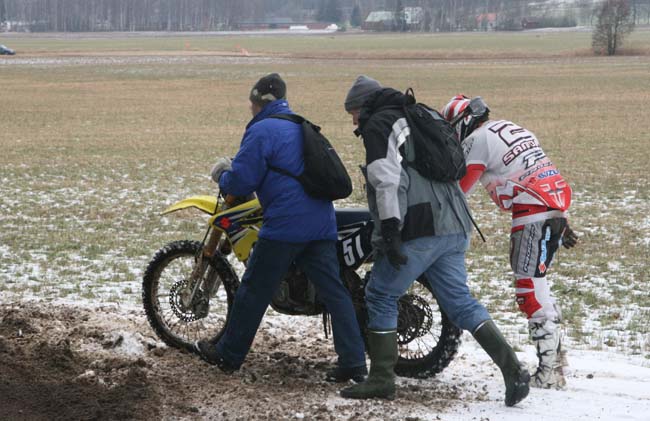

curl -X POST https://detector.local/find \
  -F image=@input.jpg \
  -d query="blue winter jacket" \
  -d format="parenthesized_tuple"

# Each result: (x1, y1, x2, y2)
(219, 100, 337, 242)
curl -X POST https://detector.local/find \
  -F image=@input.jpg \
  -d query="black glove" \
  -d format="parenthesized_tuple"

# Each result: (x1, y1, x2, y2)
(562, 224, 578, 249)
(381, 218, 408, 270)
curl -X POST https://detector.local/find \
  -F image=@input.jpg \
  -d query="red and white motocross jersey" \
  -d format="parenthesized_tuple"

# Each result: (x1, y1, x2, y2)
(462, 120, 571, 222)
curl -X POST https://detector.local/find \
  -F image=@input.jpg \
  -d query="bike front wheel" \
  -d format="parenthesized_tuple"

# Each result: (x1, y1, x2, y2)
(142, 240, 239, 352)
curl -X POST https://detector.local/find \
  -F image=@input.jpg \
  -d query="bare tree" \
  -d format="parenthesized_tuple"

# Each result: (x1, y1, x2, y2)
(350, 3, 362, 26)
(317, 0, 342, 22)
(592, 0, 635, 55)
(0, 0, 6, 25)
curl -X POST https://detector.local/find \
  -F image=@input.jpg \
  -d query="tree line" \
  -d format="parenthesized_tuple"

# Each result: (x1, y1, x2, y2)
(1, 0, 649, 32)
(0, 0, 298, 32)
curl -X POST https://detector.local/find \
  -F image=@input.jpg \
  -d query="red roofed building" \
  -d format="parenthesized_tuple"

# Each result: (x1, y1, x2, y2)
(476, 13, 497, 31)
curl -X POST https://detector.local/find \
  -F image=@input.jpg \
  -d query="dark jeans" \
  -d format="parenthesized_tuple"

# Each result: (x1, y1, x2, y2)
(215, 238, 366, 369)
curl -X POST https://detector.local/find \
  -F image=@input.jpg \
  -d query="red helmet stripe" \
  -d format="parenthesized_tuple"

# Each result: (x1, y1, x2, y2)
(443, 95, 470, 121)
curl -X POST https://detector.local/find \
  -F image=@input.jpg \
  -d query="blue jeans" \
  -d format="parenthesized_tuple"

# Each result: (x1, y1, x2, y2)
(215, 238, 366, 369)
(366, 233, 490, 332)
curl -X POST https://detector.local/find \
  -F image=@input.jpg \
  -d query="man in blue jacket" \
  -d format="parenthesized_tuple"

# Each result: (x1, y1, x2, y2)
(195, 74, 367, 383)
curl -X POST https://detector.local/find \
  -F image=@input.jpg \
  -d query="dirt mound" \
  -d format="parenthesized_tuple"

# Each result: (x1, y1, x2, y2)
(0, 303, 473, 420)
(0, 307, 161, 421)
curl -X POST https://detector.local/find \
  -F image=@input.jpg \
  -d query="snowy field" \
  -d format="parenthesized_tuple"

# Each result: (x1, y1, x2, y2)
(1, 31, 649, 419)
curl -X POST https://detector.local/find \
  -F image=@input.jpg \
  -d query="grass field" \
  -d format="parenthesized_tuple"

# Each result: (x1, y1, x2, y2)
(2, 28, 650, 57)
(1, 30, 649, 359)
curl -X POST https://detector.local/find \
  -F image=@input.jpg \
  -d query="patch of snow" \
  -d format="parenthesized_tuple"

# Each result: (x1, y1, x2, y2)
(607, 261, 621, 271)
(103, 331, 147, 357)
(404, 343, 650, 420)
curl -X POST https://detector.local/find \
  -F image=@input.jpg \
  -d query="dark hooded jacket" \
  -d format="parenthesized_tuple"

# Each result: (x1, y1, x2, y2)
(356, 88, 472, 248)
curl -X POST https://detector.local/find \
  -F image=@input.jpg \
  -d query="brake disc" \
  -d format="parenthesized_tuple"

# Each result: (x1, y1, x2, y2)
(169, 279, 204, 322)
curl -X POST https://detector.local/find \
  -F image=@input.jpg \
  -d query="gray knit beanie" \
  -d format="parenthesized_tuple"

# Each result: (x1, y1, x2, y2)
(344, 75, 382, 112)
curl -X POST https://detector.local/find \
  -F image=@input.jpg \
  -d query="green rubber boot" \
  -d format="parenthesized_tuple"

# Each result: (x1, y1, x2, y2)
(340, 330, 397, 400)
(473, 320, 530, 407)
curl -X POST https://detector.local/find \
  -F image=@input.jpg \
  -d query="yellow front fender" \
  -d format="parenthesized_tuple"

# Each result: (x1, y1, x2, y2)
(162, 195, 218, 215)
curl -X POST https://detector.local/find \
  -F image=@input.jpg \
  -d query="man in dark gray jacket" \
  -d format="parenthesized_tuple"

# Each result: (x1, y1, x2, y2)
(340, 75, 530, 407)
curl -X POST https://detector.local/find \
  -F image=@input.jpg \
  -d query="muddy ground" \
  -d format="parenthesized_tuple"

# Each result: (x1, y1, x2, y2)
(0, 304, 485, 420)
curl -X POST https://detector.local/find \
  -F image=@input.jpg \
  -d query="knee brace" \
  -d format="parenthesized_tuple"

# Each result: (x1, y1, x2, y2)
(515, 278, 542, 318)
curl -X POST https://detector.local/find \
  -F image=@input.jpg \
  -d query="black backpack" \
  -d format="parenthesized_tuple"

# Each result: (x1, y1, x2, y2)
(267, 114, 353, 201)
(402, 89, 467, 182)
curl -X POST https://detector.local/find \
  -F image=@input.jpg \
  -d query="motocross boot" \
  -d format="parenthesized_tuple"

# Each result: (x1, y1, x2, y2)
(553, 339, 569, 389)
(340, 330, 397, 400)
(473, 320, 530, 407)
(529, 320, 565, 389)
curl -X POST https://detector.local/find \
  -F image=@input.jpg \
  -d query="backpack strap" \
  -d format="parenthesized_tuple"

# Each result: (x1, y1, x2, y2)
(264, 113, 305, 180)
(267, 164, 297, 179)
(268, 113, 305, 124)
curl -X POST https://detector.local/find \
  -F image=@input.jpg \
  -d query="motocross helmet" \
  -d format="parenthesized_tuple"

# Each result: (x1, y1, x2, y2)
(442, 95, 490, 141)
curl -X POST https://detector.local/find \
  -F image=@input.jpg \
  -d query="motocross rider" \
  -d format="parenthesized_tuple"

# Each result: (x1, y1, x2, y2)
(442, 94, 578, 389)
(195, 74, 367, 383)
(340, 75, 530, 406)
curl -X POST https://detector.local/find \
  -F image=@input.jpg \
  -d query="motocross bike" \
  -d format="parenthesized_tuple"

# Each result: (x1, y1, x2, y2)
(142, 194, 462, 378)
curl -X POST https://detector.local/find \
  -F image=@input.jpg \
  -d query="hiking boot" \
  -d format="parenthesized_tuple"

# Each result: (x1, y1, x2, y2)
(194, 340, 238, 374)
(340, 330, 397, 400)
(473, 320, 530, 407)
(325, 365, 368, 383)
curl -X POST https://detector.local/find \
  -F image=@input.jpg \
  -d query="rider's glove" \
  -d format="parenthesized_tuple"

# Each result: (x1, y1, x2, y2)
(380, 217, 408, 270)
(210, 157, 232, 184)
(562, 224, 578, 249)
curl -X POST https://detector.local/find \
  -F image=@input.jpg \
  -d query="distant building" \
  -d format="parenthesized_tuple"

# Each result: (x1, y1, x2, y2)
(363, 10, 395, 31)
(236, 17, 295, 30)
(363, 7, 424, 31)
(2, 21, 31, 32)
(476, 13, 497, 31)
(521, 17, 541, 30)
(403, 7, 424, 26)
(235, 16, 333, 31)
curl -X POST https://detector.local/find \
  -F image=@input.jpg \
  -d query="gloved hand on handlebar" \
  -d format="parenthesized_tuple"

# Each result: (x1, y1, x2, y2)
(380, 217, 408, 270)
(211, 157, 232, 184)
(562, 224, 578, 249)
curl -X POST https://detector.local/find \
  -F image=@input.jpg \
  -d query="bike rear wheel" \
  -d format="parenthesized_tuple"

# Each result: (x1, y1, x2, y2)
(142, 240, 239, 352)
(394, 275, 462, 378)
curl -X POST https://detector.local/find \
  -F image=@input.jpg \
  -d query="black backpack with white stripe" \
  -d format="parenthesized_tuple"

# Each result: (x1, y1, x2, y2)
(402, 88, 467, 182)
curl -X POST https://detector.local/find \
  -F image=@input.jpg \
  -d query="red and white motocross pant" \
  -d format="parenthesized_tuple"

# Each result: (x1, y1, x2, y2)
(510, 215, 567, 322)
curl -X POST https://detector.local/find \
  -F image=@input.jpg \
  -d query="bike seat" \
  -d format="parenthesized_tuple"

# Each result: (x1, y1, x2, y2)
(335, 208, 371, 227)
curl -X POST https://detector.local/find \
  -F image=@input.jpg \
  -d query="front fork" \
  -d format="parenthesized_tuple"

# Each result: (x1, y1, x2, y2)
(182, 195, 235, 311)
